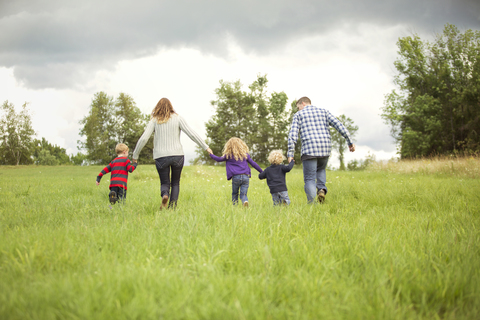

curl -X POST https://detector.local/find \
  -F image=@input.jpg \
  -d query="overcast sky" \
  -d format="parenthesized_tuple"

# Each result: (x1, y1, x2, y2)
(1, 0, 479, 166)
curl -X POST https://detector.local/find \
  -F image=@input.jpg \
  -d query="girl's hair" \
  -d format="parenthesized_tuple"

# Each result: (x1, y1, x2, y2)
(151, 98, 176, 123)
(268, 150, 285, 165)
(222, 137, 249, 161)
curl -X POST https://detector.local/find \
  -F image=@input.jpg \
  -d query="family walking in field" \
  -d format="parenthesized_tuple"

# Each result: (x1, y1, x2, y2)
(96, 96, 355, 208)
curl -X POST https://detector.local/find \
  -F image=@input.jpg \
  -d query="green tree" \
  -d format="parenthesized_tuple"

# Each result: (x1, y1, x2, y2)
(0, 101, 35, 165)
(114, 93, 154, 164)
(79, 92, 116, 164)
(196, 79, 256, 164)
(382, 24, 480, 157)
(330, 114, 358, 170)
(79, 92, 153, 164)
(33, 137, 71, 165)
(70, 152, 87, 165)
(36, 150, 59, 166)
(249, 75, 270, 162)
(194, 75, 293, 165)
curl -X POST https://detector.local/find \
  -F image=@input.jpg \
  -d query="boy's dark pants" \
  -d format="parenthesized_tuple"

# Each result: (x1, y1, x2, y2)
(110, 186, 127, 201)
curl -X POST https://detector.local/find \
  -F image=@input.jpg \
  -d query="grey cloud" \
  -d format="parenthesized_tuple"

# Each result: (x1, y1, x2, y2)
(1, 0, 479, 88)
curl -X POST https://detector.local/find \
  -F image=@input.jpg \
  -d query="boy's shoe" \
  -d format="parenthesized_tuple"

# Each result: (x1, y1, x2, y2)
(109, 191, 118, 204)
(243, 201, 249, 208)
(317, 189, 326, 203)
(160, 195, 169, 210)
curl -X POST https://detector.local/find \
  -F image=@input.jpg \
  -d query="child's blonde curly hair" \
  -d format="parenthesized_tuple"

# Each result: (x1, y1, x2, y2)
(223, 137, 249, 161)
(268, 150, 286, 165)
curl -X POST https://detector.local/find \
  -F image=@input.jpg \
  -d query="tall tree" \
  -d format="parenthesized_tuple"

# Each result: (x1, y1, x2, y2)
(79, 92, 116, 164)
(330, 114, 358, 170)
(0, 101, 35, 165)
(197, 79, 256, 164)
(114, 93, 154, 164)
(249, 75, 271, 162)
(382, 24, 480, 157)
(33, 137, 71, 165)
(79, 92, 153, 164)
(194, 75, 293, 165)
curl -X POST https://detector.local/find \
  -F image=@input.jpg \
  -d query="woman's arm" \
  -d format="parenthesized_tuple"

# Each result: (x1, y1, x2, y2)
(132, 120, 155, 160)
(178, 116, 209, 150)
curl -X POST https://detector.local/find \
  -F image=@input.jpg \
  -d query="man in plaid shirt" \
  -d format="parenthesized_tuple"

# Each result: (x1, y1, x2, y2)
(287, 97, 356, 203)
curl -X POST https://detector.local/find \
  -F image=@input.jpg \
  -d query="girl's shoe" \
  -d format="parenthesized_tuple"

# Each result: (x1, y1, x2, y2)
(160, 195, 169, 210)
(243, 201, 249, 208)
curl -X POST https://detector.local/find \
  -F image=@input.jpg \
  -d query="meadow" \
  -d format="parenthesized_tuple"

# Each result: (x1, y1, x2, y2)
(0, 160, 479, 320)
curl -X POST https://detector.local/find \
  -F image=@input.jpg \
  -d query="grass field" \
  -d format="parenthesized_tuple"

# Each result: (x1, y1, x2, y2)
(1, 160, 479, 319)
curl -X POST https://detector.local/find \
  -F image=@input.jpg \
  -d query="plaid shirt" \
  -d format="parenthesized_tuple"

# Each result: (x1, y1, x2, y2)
(288, 105, 352, 158)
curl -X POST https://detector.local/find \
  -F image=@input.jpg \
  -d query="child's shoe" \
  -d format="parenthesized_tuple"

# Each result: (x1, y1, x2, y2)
(109, 191, 118, 204)
(243, 201, 249, 208)
(317, 189, 326, 203)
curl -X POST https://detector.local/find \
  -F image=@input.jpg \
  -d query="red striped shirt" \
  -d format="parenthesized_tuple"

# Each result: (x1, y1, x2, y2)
(97, 157, 137, 190)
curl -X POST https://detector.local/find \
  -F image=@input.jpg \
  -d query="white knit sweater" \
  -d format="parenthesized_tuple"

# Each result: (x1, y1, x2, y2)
(132, 114, 208, 160)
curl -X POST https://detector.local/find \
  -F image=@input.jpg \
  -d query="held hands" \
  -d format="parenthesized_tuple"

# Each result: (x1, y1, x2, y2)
(349, 144, 356, 152)
(132, 159, 138, 164)
(206, 148, 213, 154)
(288, 157, 294, 163)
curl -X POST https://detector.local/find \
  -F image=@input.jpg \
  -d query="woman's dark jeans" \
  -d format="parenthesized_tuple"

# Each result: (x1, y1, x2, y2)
(155, 156, 184, 208)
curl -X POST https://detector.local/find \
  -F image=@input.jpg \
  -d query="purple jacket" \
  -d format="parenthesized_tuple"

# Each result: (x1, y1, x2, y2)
(210, 153, 263, 180)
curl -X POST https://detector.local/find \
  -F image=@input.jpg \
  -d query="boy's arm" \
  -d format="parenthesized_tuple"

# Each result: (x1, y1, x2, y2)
(282, 160, 295, 172)
(127, 160, 137, 173)
(209, 153, 226, 162)
(258, 169, 267, 180)
(247, 154, 263, 173)
(96, 163, 112, 184)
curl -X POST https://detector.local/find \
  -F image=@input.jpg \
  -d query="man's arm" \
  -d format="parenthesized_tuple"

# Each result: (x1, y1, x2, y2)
(327, 111, 354, 150)
(287, 114, 300, 162)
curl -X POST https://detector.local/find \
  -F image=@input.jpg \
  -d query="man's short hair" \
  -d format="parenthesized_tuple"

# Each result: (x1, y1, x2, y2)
(115, 143, 129, 155)
(297, 97, 311, 106)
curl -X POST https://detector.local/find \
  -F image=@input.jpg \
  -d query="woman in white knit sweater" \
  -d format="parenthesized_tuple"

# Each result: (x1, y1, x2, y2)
(132, 98, 212, 209)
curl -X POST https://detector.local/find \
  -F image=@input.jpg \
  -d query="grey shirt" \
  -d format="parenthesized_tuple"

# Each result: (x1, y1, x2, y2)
(133, 114, 208, 160)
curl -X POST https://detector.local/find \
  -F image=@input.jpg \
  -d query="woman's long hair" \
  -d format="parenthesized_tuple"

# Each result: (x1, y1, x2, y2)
(222, 137, 249, 161)
(151, 98, 176, 123)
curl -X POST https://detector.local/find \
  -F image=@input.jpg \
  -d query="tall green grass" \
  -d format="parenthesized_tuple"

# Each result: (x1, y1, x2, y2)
(0, 163, 479, 319)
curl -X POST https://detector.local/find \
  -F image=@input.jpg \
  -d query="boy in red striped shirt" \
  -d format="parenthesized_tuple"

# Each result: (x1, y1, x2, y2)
(96, 143, 137, 204)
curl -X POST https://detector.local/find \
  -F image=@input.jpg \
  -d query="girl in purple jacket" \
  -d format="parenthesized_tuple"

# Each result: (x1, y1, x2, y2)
(209, 137, 263, 207)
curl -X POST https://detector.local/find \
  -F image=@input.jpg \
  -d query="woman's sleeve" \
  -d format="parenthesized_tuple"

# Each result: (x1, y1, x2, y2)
(132, 120, 155, 159)
(178, 116, 209, 150)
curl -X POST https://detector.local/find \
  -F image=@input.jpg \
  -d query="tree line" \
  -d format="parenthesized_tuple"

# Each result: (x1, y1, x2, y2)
(0, 93, 154, 166)
(5, 23, 473, 166)
(0, 77, 358, 168)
